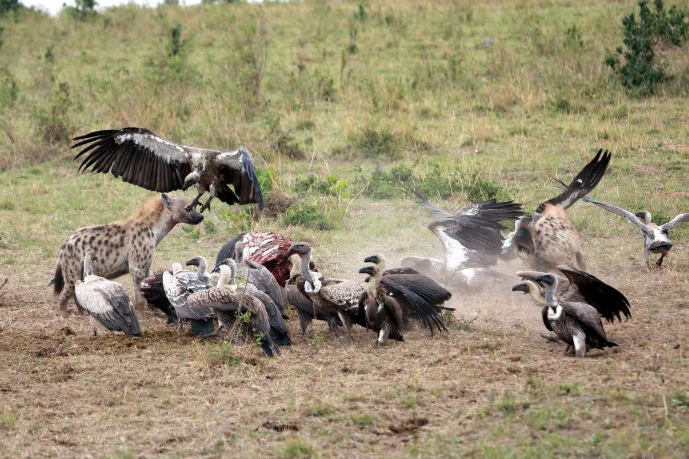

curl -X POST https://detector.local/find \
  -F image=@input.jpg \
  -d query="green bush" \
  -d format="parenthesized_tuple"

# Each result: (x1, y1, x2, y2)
(282, 201, 342, 230)
(361, 162, 510, 202)
(351, 126, 399, 158)
(605, 0, 688, 94)
(35, 82, 74, 144)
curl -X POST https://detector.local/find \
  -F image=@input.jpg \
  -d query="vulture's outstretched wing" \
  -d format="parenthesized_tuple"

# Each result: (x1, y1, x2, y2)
(661, 213, 689, 232)
(379, 276, 448, 335)
(216, 146, 264, 209)
(582, 197, 649, 233)
(536, 149, 611, 213)
(73, 127, 194, 192)
(556, 265, 631, 323)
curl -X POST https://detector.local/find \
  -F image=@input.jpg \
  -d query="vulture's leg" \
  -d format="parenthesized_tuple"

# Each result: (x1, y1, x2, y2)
(376, 326, 390, 348)
(185, 191, 205, 211)
(563, 344, 571, 355)
(656, 254, 665, 267)
(199, 196, 214, 213)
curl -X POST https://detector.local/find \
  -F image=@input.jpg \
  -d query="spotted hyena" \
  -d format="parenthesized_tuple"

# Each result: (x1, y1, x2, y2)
(51, 193, 203, 317)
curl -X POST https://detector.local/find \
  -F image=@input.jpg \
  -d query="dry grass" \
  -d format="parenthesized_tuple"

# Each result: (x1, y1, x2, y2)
(0, 0, 688, 456)
(0, 197, 688, 456)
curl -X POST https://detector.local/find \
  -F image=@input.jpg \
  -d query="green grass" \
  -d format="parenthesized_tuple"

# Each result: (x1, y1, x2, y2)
(0, 0, 688, 457)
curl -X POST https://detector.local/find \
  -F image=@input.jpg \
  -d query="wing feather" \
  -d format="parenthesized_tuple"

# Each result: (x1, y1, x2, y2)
(661, 213, 689, 231)
(72, 127, 193, 192)
(536, 149, 611, 212)
(216, 146, 264, 209)
(582, 196, 648, 233)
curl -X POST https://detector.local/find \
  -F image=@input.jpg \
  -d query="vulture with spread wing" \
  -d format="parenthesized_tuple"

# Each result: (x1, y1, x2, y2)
(72, 127, 263, 212)
(402, 189, 523, 290)
(513, 265, 630, 329)
(516, 273, 618, 358)
(583, 197, 689, 267)
(503, 149, 611, 271)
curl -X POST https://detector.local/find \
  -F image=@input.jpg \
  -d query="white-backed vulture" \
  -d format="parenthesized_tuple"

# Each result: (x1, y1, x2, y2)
(75, 251, 141, 337)
(503, 149, 611, 271)
(283, 255, 341, 335)
(286, 242, 365, 343)
(214, 259, 291, 348)
(403, 189, 524, 290)
(514, 265, 631, 324)
(188, 265, 282, 356)
(72, 127, 263, 212)
(363, 254, 453, 332)
(162, 258, 215, 336)
(522, 274, 618, 357)
(583, 196, 689, 267)
(357, 264, 405, 348)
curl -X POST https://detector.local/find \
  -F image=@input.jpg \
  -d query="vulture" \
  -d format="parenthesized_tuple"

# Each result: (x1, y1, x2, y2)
(140, 272, 179, 324)
(583, 196, 689, 267)
(188, 265, 283, 357)
(72, 127, 263, 212)
(283, 255, 341, 335)
(363, 253, 454, 331)
(513, 265, 630, 328)
(357, 264, 405, 347)
(214, 259, 291, 348)
(403, 188, 524, 290)
(520, 274, 618, 357)
(215, 231, 305, 287)
(162, 258, 216, 336)
(75, 251, 141, 337)
(503, 149, 611, 271)
(286, 242, 365, 343)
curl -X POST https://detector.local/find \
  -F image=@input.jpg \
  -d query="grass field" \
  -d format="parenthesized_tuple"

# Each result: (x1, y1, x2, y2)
(0, 0, 688, 457)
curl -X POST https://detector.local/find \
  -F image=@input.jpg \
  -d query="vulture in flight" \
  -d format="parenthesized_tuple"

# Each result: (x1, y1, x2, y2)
(517, 273, 618, 358)
(503, 149, 611, 271)
(402, 187, 524, 290)
(583, 196, 689, 267)
(72, 127, 263, 212)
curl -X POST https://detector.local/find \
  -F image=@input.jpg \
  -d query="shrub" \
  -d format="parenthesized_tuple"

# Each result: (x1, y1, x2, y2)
(351, 126, 399, 158)
(362, 162, 510, 202)
(35, 82, 74, 144)
(605, 0, 688, 94)
(0, 69, 18, 110)
(282, 201, 342, 231)
(0, 0, 20, 16)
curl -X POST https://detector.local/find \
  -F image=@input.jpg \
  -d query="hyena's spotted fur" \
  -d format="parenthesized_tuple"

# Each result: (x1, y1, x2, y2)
(533, 204, 586, 271)
(52, 194, 203, 317)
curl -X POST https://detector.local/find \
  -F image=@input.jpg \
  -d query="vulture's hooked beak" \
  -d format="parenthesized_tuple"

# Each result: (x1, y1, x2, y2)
(363, 255, 380, 264)
(359, 266, 375, 276)
(185, 257, 202, 267)
(511, 283, 530, 294)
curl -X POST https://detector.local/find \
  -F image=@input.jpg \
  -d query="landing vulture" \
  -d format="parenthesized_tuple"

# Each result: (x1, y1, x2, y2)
(72, 127, 263, 212)
(583, 196, 689, 267)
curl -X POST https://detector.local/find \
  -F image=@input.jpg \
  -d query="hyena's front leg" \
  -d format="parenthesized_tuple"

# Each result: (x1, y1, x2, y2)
(58, 285, 76, 318)
(130, 263, 151, 314)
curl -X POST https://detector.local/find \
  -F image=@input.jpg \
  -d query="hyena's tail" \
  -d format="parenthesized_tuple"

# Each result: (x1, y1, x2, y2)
(49, 263, 65, 296)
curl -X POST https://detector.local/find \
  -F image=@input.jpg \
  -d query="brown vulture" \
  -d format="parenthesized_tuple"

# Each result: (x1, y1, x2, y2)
(286, 242, 365, 343)
(72, 127, 263, 212)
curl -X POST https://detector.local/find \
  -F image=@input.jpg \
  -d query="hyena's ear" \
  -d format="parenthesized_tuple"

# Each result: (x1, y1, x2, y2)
(160, 193, 172, 209)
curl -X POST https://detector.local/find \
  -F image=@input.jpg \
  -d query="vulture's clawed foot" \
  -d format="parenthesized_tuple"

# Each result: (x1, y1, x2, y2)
(198, 199, 213, 213)
(655, 255, 665, 268)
